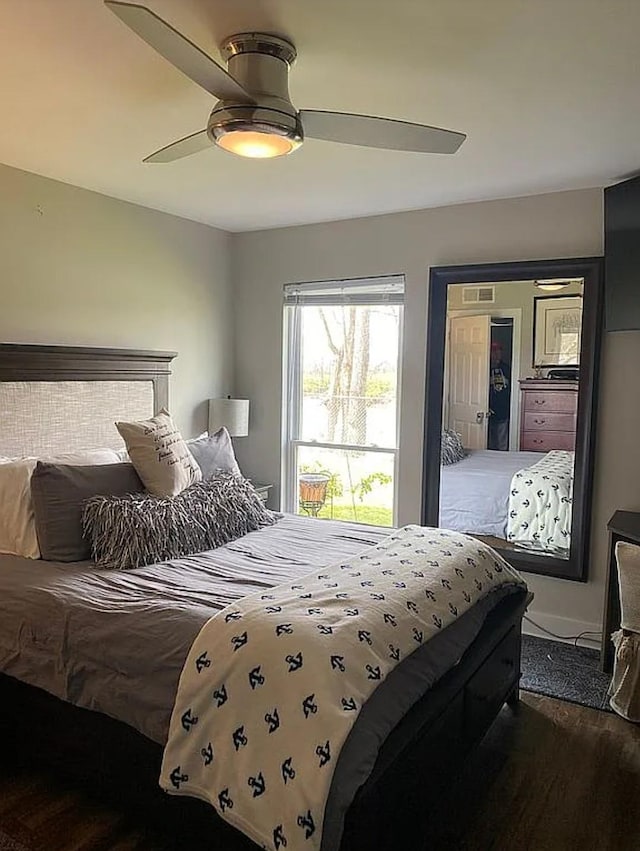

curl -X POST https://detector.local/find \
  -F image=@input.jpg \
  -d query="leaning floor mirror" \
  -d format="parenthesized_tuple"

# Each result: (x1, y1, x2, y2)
(422, 257, 603, 581)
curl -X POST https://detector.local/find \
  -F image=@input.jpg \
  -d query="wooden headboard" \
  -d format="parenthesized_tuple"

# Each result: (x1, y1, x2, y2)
(0, 344, 176, 456)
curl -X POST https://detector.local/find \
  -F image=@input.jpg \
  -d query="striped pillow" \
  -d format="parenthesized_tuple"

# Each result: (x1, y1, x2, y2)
(441, 430, 466, 466)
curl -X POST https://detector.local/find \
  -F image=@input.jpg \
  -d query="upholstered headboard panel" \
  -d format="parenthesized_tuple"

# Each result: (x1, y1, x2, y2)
(0, 381, 155, 456)
(0, 345, 176, 457)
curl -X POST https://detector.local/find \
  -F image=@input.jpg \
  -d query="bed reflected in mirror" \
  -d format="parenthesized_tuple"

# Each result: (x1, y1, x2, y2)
(424, 258, 602, 581)
(438, 277, 584, 561)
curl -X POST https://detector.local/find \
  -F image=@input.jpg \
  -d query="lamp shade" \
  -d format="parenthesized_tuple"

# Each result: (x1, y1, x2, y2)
(209, 398, 250, 437)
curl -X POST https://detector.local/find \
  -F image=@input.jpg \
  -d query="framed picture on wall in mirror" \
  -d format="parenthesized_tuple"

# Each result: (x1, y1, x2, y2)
(533, 294, 583, 367)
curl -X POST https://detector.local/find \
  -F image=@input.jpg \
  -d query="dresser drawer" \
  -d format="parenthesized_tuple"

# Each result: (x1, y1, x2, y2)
(523, 411, 576, 432)
(521, 430, 576, 452)
(522, 391, 578, 413)
(465, 628, 520, 735)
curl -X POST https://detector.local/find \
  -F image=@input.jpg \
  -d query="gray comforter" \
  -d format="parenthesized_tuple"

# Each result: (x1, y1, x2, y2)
(0, 515, 391, 743)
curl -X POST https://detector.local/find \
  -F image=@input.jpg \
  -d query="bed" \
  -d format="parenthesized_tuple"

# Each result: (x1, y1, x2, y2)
(440, 449, 541, 538)
(440, 448, 574, 553)
(0, 344, 531, 851)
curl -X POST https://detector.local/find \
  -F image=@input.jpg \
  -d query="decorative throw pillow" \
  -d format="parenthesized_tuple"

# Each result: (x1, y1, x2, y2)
(31, 462, 143, 562)
(187, 428, 241, 479)
(441, 429, 466, 466)
(115, 409, 201, 497)
(83, 473, 280, 570)
(0, 460, 41, 558)
(0, 448, 121, 559)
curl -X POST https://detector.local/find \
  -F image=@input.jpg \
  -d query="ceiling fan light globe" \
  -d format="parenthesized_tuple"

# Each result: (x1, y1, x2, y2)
(215, 129, 296, 159)
(534, 278, 582, 291)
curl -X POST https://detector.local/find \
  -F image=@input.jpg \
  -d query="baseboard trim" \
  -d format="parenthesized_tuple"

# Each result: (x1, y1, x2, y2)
(522, 611, 602, 650)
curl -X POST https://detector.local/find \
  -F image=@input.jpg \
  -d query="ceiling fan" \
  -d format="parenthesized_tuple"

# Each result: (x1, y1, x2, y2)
(105, 1, 467, 162)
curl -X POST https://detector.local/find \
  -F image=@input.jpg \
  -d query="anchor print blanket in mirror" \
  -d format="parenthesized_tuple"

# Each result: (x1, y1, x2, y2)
(507, 450, 574, 551)
(160, 525, 526, 851)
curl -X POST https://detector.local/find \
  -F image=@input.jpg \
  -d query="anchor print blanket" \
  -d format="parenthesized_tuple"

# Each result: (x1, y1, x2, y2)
(160, 525, 525, 851)
(506, 450, 574, 551)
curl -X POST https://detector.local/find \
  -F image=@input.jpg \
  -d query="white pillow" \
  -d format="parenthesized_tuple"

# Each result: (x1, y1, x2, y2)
(116, 410, 201, 497)
(0, 460, 39, 558)
(0, 448, 120, 559)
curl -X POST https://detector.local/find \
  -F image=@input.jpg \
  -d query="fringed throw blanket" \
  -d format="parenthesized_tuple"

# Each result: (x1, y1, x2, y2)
(160, 526, 525, 851)
(608, 630, 640, 722)
(506, 450, 574, 551)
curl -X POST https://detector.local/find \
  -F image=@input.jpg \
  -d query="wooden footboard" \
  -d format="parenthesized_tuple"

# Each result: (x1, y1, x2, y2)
(0, 589, 530, 850)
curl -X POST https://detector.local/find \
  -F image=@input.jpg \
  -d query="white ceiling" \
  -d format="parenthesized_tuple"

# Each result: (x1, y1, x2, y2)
(1, 0, 639, 232)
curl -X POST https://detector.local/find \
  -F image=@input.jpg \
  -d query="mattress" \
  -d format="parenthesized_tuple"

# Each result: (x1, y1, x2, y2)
(439, 449, 541, 538)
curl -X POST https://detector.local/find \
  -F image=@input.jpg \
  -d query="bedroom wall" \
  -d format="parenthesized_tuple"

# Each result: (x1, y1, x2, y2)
(446, 279, 584, 381)
(231, 187, 640, 641)
(0, 162, 232, 437)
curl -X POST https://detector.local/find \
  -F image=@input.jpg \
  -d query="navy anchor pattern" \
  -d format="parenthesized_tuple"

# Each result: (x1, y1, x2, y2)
(506, 449, 574, 550)
(160, 525, 525, 851)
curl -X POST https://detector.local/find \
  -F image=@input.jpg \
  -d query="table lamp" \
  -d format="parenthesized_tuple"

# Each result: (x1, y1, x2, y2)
(208, 397, 250, 437)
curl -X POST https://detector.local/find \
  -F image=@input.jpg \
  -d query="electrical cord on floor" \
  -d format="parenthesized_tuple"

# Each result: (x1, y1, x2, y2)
(523, 614, 602, 647)
(523, 614, 608, 674)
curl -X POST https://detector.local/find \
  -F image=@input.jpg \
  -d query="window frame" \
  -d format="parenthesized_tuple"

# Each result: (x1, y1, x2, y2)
(281, 276, 404, 526)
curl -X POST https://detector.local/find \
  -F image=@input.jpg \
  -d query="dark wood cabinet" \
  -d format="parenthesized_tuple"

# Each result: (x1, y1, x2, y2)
(519, 379, 578, 451)
(605, 175, 640, 331)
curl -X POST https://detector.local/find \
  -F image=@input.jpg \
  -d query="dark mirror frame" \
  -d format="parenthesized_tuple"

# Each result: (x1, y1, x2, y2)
(421, 257, 604, 582)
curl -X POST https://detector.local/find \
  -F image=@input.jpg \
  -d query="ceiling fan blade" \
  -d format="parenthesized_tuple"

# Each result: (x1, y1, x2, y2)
(105, 1, 253, 103)
(143, 129, 211, 163)
(300, 110, 466, 154)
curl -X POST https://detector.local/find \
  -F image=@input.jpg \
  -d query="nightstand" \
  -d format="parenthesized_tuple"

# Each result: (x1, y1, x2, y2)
(254, 484, 272, 504)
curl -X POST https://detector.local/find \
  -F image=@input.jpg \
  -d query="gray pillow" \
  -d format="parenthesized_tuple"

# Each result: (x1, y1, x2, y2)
(187, 428, 241, 479)
(83, 473, 279, 570)
(441, 429, 466, 466)
(31, 462, 143, 562)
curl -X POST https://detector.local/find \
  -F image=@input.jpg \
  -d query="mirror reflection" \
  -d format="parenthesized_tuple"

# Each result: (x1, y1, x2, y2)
(439, 278, 584, 560)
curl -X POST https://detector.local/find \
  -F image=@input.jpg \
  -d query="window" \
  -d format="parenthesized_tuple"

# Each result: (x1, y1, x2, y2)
(283, 276, 404, 526)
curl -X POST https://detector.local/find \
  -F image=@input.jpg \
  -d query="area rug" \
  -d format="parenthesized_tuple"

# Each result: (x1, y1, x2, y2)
(521, 635, 612, 711)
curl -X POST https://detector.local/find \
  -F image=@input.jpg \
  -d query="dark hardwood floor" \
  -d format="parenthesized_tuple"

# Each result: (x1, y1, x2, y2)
(1, 693, 638, 851)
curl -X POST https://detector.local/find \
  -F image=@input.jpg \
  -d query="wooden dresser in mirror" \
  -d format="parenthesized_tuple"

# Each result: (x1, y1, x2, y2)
(519, 379, 578, 452)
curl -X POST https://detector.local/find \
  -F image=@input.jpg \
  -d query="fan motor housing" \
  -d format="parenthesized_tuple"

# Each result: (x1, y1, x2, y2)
(207, 32, 303, 149)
